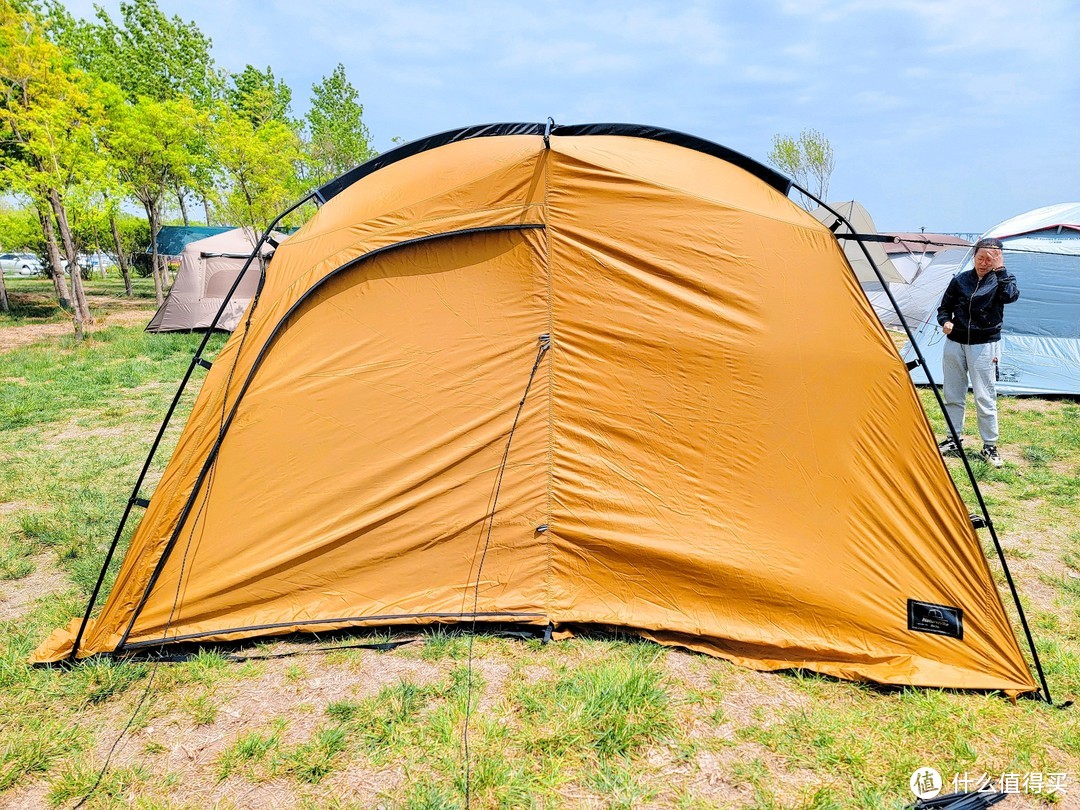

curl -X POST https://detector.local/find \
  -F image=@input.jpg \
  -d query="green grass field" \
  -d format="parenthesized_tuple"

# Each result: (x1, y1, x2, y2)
(1, 280, 1077, 808)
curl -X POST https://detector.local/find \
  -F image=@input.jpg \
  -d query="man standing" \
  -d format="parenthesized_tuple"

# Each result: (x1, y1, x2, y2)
(936, 237, 1019, 467)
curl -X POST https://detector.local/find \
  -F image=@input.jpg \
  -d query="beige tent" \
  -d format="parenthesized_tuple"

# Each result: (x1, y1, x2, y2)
(146, 228, 282, 332)
(35, 124, 1039, 695)
(811, 200, 904, 285)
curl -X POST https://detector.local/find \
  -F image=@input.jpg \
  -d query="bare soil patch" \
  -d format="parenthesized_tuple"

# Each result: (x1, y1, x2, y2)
(0, 308, 154, 353)
(0, 553, 69, 621)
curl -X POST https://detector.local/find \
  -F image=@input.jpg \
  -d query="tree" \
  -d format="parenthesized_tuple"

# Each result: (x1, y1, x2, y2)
(72, 0, 221, 227)
(70, 0, 220, 107)
(767, 128, 835, 210)
(210, 106, 304, 234)
(0, 1, 109, 335)
(305, 64, 372, 187)
(226, 65, 292, 129)
(105, 95, 208, 304)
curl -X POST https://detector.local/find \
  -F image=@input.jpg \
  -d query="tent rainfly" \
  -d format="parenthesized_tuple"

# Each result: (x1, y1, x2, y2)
(146, 228, 283, 332)
(34, 123, 1042, 696)
(906, 202, 1080, 395)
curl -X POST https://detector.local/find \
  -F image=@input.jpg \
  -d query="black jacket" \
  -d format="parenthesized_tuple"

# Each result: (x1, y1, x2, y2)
(936, 267, 1019, 344)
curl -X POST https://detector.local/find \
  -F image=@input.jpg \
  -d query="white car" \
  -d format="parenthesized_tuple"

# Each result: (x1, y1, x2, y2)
(0, 252, 43, 276)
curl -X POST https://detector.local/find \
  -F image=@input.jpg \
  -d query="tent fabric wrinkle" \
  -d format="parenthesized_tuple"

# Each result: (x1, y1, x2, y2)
(34, 125, 1038, 696)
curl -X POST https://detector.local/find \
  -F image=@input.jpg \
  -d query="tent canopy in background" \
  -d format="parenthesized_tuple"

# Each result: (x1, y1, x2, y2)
(35, 124, 1037, 695)
(152, 226, 234, 258)
(883, 233, 972, 286)
(810, 200, 904, 285)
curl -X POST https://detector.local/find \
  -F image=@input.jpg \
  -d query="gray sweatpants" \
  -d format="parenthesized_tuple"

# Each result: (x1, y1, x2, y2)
(942, 339, 1000, 445)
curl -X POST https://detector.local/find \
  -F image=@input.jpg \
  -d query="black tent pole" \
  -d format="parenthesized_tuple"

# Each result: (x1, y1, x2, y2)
(68, 193, 316, 661)
(797, 186, 1052, 704)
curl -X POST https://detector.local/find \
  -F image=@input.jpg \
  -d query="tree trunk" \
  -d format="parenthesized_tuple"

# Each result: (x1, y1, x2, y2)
(0, 269, 9, 314)
(48, 187, 92, 338)
(159, 254, 172, 290)
(145, 202, 163, 305)
(176, 185, 190, 226)
(201, 193, 213, 226)
(109, 213, 134, 296)
(36, 202, 71, 310)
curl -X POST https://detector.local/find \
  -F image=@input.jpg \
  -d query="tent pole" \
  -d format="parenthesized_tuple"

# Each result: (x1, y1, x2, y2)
(68, 194, 317, 661)
(796, 184, 1052, 704)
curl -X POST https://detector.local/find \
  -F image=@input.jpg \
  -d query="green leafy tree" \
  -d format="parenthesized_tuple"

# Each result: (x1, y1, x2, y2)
(105, 95, 208, 304)
(0, 1, 112, 334)
(0, 203, 43, 253)
(210, 106, 304, 234)
(305, 63, 373, 187)
(226, 65, 293, 129)
(767, 128, 835, 210)
(72, 0, 220, 107)
(72, 0, 221, 226)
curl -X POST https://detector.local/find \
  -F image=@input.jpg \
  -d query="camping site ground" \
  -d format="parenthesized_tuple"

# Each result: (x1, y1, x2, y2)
(1, 276, 1077, 809)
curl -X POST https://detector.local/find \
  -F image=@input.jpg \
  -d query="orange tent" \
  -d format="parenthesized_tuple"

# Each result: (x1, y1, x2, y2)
(34, 124, 1038, 695)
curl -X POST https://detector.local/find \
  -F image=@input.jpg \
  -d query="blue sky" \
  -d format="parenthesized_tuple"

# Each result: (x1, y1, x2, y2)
(66, 0, 1080, 233)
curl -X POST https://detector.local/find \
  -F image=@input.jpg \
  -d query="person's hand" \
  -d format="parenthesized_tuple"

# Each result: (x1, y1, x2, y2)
(975, 247, 1004, 273)
(942, 321, 953, 335)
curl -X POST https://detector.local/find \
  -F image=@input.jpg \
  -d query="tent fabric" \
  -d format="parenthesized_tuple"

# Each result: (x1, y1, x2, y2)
(868, 247, 970, 330)
(34, 127, 1036, 694)
(878, 233, 972, 294)
(905, 204, 1080, 394)
(153, 226, 234, 258)
(809, 201, 905, 284)
(146, 228, 282, 332)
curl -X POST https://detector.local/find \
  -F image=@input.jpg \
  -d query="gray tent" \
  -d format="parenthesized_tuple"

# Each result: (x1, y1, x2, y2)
(146, 228, 281, 332)
(810, 200, 904, 285)
(868, 247, 970, 330)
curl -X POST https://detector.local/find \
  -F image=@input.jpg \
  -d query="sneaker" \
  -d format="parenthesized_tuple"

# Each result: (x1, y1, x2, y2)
(981, 445, 1003, 468)
(938, 436, 962, 457)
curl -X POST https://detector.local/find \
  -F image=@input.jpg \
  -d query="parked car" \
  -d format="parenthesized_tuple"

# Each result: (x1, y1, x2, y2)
(0, 252, 43, 276)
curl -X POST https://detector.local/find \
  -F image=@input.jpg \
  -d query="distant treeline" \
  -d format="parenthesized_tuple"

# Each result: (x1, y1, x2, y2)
(0, 0, 374, 329)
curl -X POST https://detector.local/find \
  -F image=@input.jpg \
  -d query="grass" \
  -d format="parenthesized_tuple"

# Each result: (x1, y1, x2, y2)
(0, 293, 1078, 807)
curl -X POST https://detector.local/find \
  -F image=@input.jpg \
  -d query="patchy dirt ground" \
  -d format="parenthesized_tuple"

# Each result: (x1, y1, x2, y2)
(0, 308, 155, 353)
(0, 552, 67, 622)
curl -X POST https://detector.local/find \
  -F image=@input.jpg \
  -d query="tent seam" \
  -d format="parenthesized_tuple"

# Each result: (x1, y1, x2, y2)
(543, 148, 556, 620)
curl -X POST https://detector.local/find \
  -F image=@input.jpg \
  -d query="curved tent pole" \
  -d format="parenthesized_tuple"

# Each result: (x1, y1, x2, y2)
(69, 193, 317, 661)
(795, 184, 1052, 704)
(113, 223, 545, 654)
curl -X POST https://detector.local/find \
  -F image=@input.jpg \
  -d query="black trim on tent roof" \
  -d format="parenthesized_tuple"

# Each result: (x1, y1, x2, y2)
(314, 122, 793, 204)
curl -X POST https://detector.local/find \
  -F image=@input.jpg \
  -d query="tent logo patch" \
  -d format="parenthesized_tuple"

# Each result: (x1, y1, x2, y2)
(908, 600, 963, 640)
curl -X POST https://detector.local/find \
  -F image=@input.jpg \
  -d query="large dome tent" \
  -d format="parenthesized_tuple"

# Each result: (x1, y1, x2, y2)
(34, 123, 1046, 698)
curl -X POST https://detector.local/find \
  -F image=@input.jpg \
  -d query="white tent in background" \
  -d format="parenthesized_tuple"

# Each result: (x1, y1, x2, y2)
(868, 246, 972, 330)
(810, 201, 903, 285)
(905, 203, 1080, 395)
(883, 233, 972, 284)
(146, 228, 283, 332)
